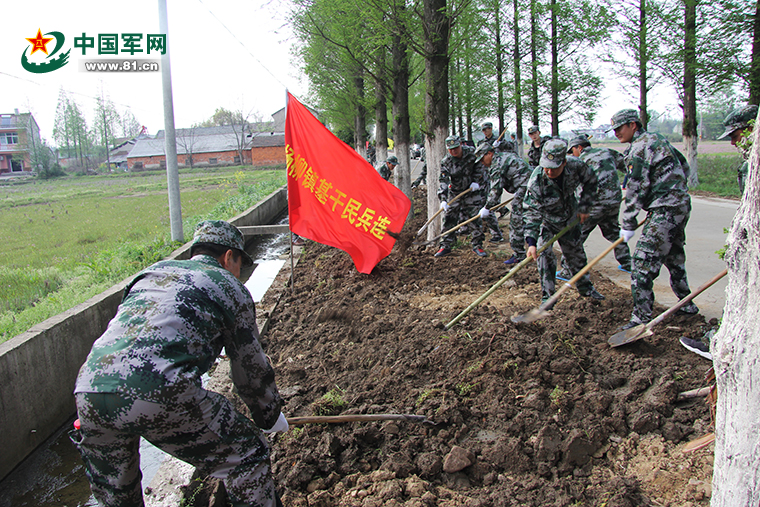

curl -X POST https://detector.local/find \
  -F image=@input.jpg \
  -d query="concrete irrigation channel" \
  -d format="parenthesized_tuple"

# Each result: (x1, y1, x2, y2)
(0, 187, 301, 506)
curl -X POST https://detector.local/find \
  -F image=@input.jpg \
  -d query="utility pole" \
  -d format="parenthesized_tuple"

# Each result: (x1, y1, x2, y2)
(158, 0, 183, 242)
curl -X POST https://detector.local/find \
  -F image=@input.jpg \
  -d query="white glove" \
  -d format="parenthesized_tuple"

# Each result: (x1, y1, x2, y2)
(469, 182, 480, 191)
(479, 207, 490, 218)
(620, 229, 635, 243)
(440, 201, 450, 212)
(263, 412, 289, 434)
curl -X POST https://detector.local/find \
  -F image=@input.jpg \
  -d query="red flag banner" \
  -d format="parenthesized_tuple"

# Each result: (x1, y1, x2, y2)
(285, 92, 411, 274)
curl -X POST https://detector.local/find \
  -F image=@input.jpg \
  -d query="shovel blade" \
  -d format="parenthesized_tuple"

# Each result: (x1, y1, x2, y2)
(608, 324, 654, 347)
(511, 307, 550, 324)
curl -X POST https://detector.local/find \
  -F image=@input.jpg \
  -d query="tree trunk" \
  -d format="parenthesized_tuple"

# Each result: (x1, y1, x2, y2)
(750, 0, 760, 105)
(391, 28, 412, 217)
(682, 0, 698, 187)
(495, 0, 506, 132)
(354, 71, 367, 158)
(638, 0, 648, 130)
(423, 0, 450, 241)
(711, 106, 760, 506)
(464, 37, 473, 142)
(530, 0, 540, 126)
(549, 0, 559, 136)
(375, 51, 389, 164)
(514, 0, 525, 157)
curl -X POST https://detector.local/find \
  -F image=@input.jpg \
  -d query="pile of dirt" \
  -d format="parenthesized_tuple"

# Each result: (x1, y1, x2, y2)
(257, 189, 715, 506)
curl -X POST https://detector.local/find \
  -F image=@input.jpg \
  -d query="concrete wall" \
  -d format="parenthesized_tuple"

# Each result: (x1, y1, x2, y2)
(0, 186, 288, 481)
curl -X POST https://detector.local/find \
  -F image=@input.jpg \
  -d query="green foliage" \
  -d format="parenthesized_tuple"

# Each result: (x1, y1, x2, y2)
(0, 266, 64, 313)
(693, 153, 744, 197)
(312, 387, 348, 416)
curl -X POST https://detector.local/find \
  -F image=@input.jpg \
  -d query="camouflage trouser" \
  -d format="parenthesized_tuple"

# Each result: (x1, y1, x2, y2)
(440, 196, 484, 249)
(561, 204, 631, 272)
(483, 211, 503, 239)
(537, 220, 594, 301)
(71, 391, 278, 507)
(412, 164, 427, 187)
(507, 200, 526, 257)
(630, 204, 694, 324)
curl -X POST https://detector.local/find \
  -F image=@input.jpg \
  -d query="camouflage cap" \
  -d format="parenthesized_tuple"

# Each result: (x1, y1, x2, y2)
(718, 104, 758, 140)
(567, 133, 592, 153)
(540, 138, 568, 169)
(474, 142, 495, 163)
(386, 155, 399, 165)
(445, 135, 461, 149)
(481, 122, 493, 131)
(528, 126, 540, 134)
(193, 220, 254, 267)
(499, 140, 515, 152)
(607, 109, 640, 132)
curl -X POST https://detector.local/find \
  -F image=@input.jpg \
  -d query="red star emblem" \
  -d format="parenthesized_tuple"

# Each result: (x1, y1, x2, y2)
(26, 29, 54, 55)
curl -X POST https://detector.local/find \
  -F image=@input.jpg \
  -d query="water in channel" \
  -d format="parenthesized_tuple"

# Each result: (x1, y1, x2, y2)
(0, 222, 292, 507)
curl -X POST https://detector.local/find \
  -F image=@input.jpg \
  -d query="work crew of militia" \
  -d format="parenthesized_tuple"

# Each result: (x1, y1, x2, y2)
(522, 138, 606, 303)
(610, 109, 698, 330)
(435, 135, 489, 258)
(72, 220, 287, 507)
(474, 141, 532, 265)
(558, 133, 632, 278)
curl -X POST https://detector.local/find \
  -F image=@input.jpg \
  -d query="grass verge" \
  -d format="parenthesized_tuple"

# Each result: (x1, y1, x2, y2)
(0, 167, 285, 343)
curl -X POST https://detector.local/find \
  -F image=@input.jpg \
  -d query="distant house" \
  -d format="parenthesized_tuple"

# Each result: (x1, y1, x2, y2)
(0, 110, 41, 175)
(107, 128, 150, 171)
(126, 124, 286, 171)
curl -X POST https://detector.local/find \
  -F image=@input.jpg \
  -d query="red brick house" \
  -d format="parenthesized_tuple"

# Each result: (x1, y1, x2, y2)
(126, 125, 285, 171)
(0, 111, 41, 175)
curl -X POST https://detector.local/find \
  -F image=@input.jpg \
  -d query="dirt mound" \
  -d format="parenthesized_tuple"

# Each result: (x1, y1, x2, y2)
(257, 189, 715, 506)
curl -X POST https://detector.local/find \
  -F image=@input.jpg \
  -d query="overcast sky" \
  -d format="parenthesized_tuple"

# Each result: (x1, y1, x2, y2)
(2, 0, 680, 144)
(1, 0, 303, 141)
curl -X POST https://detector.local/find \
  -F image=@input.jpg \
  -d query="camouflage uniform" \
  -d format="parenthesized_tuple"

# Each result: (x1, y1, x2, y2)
(617, 116, 695, 325)
(484, 150, 532, 256)
(527, 135, 551, 169)
(438, 142, 488, 250)
(560, 145, 632, 273)
(412, 148, 427, 187)
(377, 156, 398, 182)
(72, 221, 283, 507)
(717, 104, 758, 195)
(523, 140, 600, 301)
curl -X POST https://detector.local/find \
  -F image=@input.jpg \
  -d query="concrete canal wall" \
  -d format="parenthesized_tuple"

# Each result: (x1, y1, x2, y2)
(0, 187, 288, 481)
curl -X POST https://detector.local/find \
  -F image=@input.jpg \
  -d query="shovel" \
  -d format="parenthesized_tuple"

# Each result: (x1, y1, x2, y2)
(608, 267, 728, 347)
(415, 188, 472, 237)
(512, 218, 647, 324)
(444, 218, 579, 329)
(414, 198, 513, 247)
(287, 413, 436, 425)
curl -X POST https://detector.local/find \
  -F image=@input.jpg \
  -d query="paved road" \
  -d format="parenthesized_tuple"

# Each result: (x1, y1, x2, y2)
(584, 195, 739, 322)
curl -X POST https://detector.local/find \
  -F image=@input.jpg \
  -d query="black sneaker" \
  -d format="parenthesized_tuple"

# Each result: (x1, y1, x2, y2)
(504, 254, 525, 265)
(582, 288, 605, 300)
(618, 264, 632, 274)
(555, 269, 572, 281)
(434, 246, 451, 258)
(680, 336, 712, 360)
(676, 302, 699, 316)
(473, 247, 487, 257)
(489, 235, 505, 243)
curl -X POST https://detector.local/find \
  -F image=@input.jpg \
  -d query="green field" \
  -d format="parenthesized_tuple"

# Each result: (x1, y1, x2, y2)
(0, 166, 286, 342)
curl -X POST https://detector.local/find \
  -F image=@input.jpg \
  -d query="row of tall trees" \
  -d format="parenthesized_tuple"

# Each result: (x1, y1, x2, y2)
(291, 0, 760, 196)
(52, 88, 142, 171)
